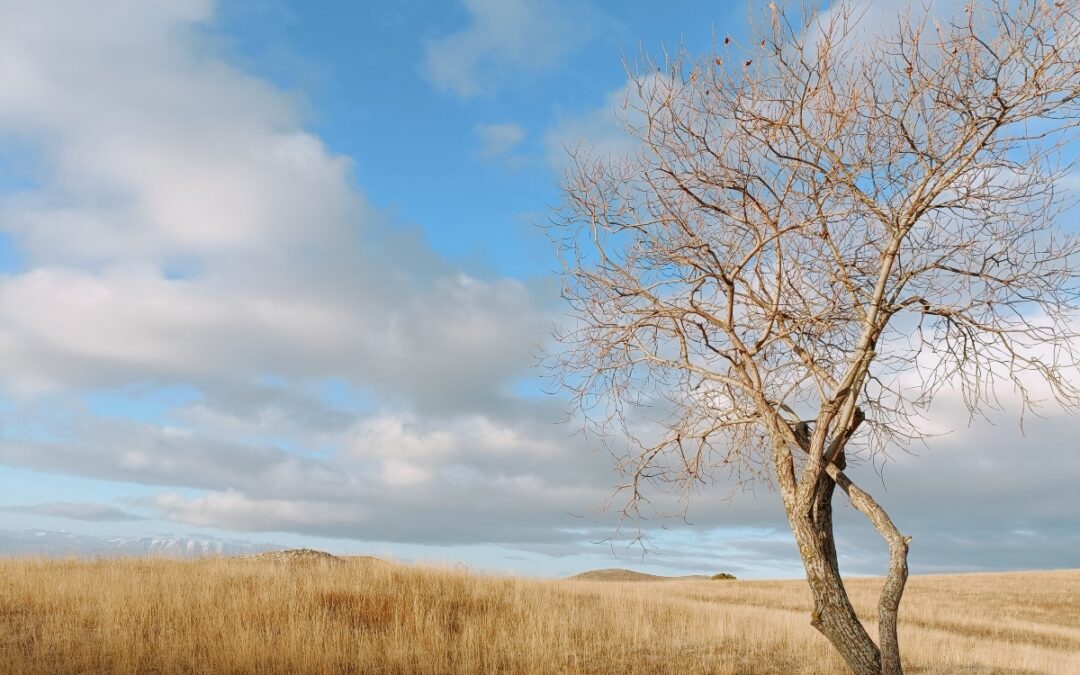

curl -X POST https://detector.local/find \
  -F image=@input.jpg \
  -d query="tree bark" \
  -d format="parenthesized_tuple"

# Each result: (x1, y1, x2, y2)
(824, 463, 910, 675)
(789, 500, 884, 674)
(781, 416, 910, 675)
(789, 469, 911, 674)
(812, 449, 844, 580)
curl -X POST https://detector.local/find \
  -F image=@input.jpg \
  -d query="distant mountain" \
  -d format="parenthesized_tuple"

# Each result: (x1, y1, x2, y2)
(0, 528, 279, 557)
(567, 568, 712, 582)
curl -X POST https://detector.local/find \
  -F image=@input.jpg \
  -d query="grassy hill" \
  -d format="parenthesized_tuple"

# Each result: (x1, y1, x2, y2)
(566, 568, 712, 582)
(0, 554, 1076, 674)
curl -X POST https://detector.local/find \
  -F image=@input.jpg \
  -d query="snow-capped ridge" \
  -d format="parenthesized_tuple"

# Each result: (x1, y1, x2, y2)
(0, 529, 278, 557)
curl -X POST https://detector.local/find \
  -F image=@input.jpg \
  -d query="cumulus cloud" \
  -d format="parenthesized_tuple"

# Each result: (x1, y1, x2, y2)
(0, 0, 546, 412)
(421, 0, 595, 97)
(0, 0, 602, 552)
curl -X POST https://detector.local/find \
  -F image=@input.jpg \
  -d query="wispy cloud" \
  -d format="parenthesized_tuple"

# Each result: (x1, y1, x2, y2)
(421, 0, 596, 97)
(2, 502, 144, 522)
(543, 74, 676, 171)
(475, 122, 526, 159)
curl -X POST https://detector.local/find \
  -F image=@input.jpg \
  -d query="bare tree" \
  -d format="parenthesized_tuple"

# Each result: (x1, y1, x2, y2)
(549, 2, 1080, 673)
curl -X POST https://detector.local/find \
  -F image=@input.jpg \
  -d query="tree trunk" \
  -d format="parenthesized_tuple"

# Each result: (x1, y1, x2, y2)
(811, 449, 844, 583)
(774, 424, 909, 673)
(824, 463, 910, 675)
(790, 507, 883, 674)
(877, 532, 909, 675)
(778, 445, 911, 674)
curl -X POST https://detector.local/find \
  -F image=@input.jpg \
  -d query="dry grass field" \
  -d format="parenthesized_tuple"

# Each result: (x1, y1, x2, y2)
(0, 553, 1076, 674)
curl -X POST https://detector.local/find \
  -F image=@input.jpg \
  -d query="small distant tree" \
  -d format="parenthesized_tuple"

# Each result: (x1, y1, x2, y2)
(550, 2, 1080, 673)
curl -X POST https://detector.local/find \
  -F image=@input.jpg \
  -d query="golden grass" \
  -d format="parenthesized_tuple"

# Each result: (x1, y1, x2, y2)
(0, 555, 1076, 674)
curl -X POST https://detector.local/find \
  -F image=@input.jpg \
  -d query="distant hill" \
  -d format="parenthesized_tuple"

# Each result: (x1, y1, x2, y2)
(240, 548, 343, 563)
(567, 568, 712, 582)
(237, 549, 394, 567)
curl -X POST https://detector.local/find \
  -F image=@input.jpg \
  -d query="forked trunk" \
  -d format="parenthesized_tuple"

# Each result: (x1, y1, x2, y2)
(788, 460, 910, 675)
(824, 462, 910, 675)
(791, 512, 883, 674)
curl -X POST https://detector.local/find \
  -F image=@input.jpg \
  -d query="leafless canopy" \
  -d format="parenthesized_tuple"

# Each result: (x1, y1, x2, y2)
(550, 1, 1080, 672)
(554, 0, 1080, 500)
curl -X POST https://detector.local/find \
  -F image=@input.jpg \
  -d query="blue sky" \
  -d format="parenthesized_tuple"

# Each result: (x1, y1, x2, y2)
(210, 0, 746, 277)
(0, 0, 1076, 579)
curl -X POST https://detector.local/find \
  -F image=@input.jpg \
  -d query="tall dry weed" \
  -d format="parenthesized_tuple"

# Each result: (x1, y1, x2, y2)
(0, 556, 1076, 674)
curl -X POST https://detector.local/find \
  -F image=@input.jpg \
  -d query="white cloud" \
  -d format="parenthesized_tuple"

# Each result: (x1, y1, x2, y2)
(153, 490, 368, 532)
(348, 412, 566, 488)
(475, 122, 525, 159)
(0, 0, 600, 549)
(0, 0, 548, 409)
(0, 396, 624, 545)
(421, 0, 594, 97)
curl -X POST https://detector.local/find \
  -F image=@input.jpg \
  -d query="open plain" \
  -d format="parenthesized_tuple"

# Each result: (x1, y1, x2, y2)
(0, 555, 1076, 674)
